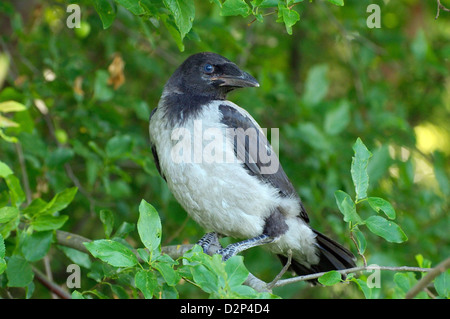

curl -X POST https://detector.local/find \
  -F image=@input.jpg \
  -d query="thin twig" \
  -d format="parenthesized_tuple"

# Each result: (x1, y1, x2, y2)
(273, 265, 433, 288)
(43, 256, 57, 299)
(436, 0, 450, 20)
(267, 249, 292, 290)
(247, 1, 303, 26)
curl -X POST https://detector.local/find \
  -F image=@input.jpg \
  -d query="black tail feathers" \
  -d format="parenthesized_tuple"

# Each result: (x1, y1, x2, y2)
(278, 230, 356, 285)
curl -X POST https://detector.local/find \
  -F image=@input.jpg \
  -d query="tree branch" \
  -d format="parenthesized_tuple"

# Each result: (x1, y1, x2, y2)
(405, 257, 450, 299)
(56, 230, 91, 254)
(267, 249, 292, 290)
(436, 0, 450, 20)
(161, 244, 194, 259)
(32, 266, 71, 299)
(54, 230, 436, 294)
(272, 265, 432, 289)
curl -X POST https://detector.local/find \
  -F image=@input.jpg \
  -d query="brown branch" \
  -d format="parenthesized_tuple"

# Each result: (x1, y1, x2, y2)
(405, 257, 450, 299)
(161, 243, 194, 259)
(56, 230, 91, 254)
(32, 266, 71, 299)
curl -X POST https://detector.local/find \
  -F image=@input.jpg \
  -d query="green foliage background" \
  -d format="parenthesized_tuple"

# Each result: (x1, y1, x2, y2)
(0, 0, 449, 299)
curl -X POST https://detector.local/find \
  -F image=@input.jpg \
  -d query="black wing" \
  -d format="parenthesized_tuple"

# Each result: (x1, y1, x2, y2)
(218, 103, 309, 223)
(149, 107, 166, 181)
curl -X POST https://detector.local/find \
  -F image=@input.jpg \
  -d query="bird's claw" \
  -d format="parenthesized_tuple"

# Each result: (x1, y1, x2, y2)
(216, 246, 237, 261)
(196, 232, 222, 255)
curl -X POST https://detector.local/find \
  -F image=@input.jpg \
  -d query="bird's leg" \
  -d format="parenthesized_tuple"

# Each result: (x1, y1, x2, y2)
(217, 234, 274, 261)
(196, 232, 223, 255)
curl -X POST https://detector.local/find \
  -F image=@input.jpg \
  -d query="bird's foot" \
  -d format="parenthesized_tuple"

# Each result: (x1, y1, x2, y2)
(216, 246, 238, 261)
(217, 234, 274, 261)
(196, 232, 222, 255)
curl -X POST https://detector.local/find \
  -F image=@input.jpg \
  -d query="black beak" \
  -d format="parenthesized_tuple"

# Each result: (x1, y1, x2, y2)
(212, 71, 260, 88)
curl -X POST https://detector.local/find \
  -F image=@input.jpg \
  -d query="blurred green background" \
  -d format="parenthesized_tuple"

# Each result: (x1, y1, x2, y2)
(0, 0, 449, 298)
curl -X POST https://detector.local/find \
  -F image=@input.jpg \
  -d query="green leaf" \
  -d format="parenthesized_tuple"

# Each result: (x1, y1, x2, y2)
(327, 0, 344, 6)
(21, 231, 54, 262)
(100, 209, 114, 238)
(84, 239, 138, 267)
(45, 187, 78, 216)
(351, 278, 376, 299)
(318, 270, 342, 286)
(411, 29, 428, 61)
(0, 160, 13, 178)
(0, 206, 19, 223)
(277, 3, 300, 35)
(93, 0, 116, 29)
(352, 226, 367, 254)
(71, 291, 85, 299)
(0, 234, 5, 275)
(46, 147, 74, 167)
(302, 64, 329, 107)
(154, 261, 180, 286)
(5, 175, 25, 207)
(94, 70, 114, 101)
(0, 115, 19, 128)
(163, 0, 195, 39)
(365, 215, 407, 243)
(135, 269, 158, 299)
(22, 198, 48, 217)
(334, 190, 363, 224)
(58, 245, 92, 269)
(434, 269, 450, 298)
(115, 0, 145, 15)
(221, 0, 251, 17)
(224, 256, 249, 287)
(324, 100, 350, 135)
(251, 0, 278, 9)
(191, 264, 219, 293)
(106, 135, 132, 159)
(296, 123, 330, 151)
(0, 233, 4, 258)
(137, 248, 150, 263)
(351, 138, 372, 202)
(6, 255, 34, 287)
(367, 144, 392, 186)
(394, 272, 423, 298)
(368, 197, 396, 219)
(137, 200, 162, 256)
(0, 127, 18, 142)
(31, 215, 69, 231)
(0, 101, 26, 113)
(161, 14, 185, 52)
(161, 283, 179, 299)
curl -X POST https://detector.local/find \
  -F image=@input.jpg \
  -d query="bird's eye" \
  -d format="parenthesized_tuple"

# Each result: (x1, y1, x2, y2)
(203, 63, 214, 74)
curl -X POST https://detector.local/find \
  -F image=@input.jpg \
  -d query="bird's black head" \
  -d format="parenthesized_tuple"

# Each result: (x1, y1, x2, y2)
(165, 52, 259, 100)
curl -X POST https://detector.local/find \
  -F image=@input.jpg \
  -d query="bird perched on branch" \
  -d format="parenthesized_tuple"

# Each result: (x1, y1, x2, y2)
(149, 52, 356, 283)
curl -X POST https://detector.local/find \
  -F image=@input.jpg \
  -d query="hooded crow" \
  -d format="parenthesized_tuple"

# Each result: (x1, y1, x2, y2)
(149, 52, 356, 282)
